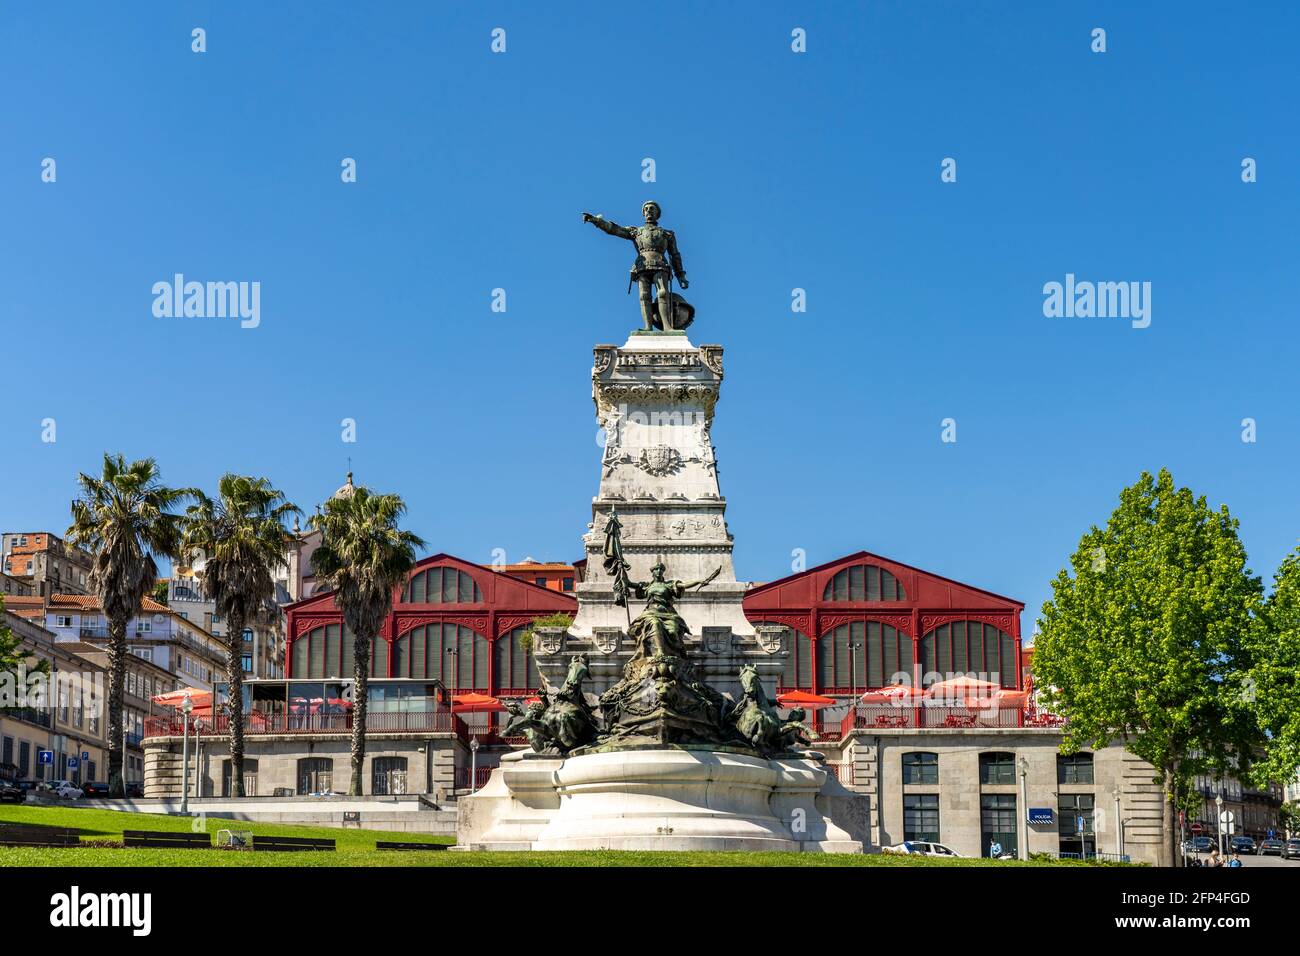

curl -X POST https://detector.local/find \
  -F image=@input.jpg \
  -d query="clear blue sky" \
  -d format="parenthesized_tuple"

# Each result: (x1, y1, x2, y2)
(3, 2, 1298, 632)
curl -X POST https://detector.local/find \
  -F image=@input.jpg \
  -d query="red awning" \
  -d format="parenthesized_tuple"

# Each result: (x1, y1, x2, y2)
(451, 693, 508, 713)
(776, 690, 838, 711)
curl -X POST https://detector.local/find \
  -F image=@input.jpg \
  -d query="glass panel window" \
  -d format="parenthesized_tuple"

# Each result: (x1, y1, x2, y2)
(922, 620, 1017, 687)
(903, 794, 940, 843)
(902, 752, 938, 785)
(1059, 793, 1096, 857)
(823, 565, 906, 602)
(980, 794, 1018, 857)
(979, 752, 1016, 785)
(1057, 753, 1094, 785)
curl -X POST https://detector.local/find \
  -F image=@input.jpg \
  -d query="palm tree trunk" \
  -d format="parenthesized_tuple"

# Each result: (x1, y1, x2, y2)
(226, 610, 246, 798)
(105, 617, 127, 797)
(349, 634, 371, 796)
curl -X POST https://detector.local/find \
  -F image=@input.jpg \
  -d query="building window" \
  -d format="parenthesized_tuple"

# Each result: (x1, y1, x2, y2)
(1059, 793, 1096, 857)
(1057, 753, 1094, 785)
(535, 577, 547, 587)
(135, 621, 152, 634)
(55, 616, 74, 628)
(293, 624, 379, 679)
(223, 758, 259, 797)
(494, 626, 535, 693)
(401, 567, 483, 604)
(981, 793, 1018, 857)
(371, 756, 408, 796)
(241, 654, 253, 673)
(903, 794, 940, 842)
(920, 620, 1018, 687)
(394, 623, 488, 689)
(562, 577, 574, 591)
(979, 752, 1017, 785)
(297, 757, 332, 795)
(823, 564, 906, 601)
(902, 752, 939, 785)
(243, 628, 253, 642)
(817, 620, 910, 691)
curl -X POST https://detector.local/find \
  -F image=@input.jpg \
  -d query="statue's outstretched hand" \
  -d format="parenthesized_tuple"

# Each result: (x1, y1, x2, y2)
(582, 212, 596, 223)
(678, 277, 689, 289)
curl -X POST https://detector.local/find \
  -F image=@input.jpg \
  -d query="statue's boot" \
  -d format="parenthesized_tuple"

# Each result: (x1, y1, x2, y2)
(639, 291, 657, 330)
(656, 294, 674, 330)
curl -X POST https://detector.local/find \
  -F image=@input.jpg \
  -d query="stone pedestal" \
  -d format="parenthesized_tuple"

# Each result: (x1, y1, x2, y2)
(455, 747, 865, 854)
(537, 331, 784, 701)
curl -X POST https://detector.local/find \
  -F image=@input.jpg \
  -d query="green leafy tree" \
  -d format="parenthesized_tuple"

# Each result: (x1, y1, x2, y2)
(67, 454, 191, 796)
(310, 480, 423, 795)
(1033, 469, 1263, 866)
(182, 475, 299, 797)
(1248, 545, 1300, 787)
(1279, 800, 1300, 838)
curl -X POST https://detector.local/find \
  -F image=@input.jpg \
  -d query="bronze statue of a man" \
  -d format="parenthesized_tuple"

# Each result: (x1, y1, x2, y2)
(582, 201, 689, 331)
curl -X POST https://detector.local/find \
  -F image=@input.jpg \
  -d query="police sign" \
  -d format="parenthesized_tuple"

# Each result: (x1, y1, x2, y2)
(1028, 808, 1054, 825)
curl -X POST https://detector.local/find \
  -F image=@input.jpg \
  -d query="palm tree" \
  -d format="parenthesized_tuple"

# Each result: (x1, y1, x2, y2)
(182, 475, 299, 798)
(67, 454, 191, 797)
(310, 478, 423, 795)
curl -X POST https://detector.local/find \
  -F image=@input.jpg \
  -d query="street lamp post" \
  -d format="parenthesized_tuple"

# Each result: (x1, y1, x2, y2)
(180, 690, 194, 814)
(1018, 755, 1029, 861)
(469, 737, 479, 795)
(1112, 784, 1123, 858)
(1215, 793, 1224, 856)
(849, 639, 863, 696)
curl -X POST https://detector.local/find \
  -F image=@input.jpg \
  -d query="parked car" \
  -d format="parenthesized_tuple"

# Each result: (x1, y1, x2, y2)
(1229, 836, 1257, 855)
(1257, 838, 1284, 856)
(1283, 838, 1300, 860)
(1189, 835, 1215, 854)
(124, 781, 144, 798)
(0, 780, 23, 803)
(882, 840, 963, 857)
(81, 781, 110, 798)
(14, 779, 39, 793)
(45, 780, 83, 799)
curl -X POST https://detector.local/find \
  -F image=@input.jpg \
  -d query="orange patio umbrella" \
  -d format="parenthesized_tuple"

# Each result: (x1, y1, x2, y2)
(151, 687, 213, 716)
(451, 692, 508, 713)
(775, 690, 838, 711)
(859, 683, 924, 704)
(924, 675, 1002, 701)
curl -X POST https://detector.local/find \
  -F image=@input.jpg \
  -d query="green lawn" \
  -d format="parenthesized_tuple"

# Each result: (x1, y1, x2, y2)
(0, 804, 1126, 867)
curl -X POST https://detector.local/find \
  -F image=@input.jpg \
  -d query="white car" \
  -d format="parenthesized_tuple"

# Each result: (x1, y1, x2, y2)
(45, 780, 84, 799)
(883, 840, 963, 858)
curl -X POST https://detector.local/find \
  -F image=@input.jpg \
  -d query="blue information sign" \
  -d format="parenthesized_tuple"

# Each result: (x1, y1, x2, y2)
(37, 750, 53, 765)
(67, 757, 79, 769)
(1028, 808, 1053, 825)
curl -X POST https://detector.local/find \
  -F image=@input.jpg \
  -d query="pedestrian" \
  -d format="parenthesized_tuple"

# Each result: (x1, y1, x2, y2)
(1228, 852, 1242, 868)
(1208, 847, 1222, 867)
(989, 839, 1003, 859)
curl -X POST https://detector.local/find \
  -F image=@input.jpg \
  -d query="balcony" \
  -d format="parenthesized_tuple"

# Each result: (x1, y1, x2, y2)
(144, 710, 465, 740)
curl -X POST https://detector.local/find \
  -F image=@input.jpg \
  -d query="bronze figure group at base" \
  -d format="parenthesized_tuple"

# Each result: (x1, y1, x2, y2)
(502, 560, 812, 758)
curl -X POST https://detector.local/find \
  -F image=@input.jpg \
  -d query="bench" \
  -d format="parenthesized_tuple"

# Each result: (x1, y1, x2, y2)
(250, 835, 336, 852)
(122, 829, 212, 849)
(0, 824, 80, 847)
(375, 841, 450, 851)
